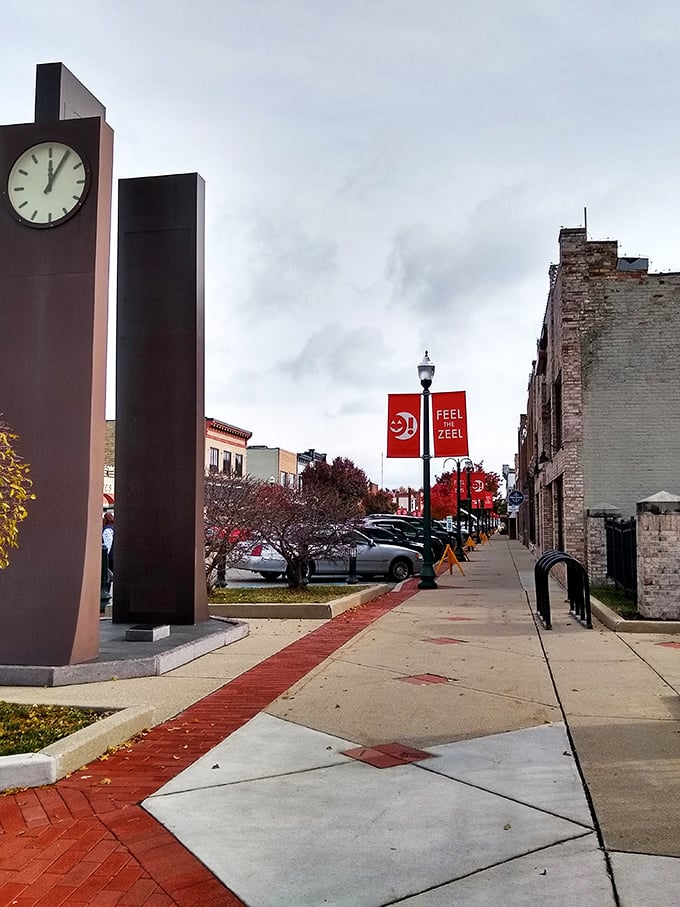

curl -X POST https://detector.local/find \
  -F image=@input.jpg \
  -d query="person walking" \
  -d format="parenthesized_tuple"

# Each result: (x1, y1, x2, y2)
(102, 511, 115, 574)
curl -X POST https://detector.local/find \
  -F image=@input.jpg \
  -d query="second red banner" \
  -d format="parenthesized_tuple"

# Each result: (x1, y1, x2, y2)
(431, 391, 468, 458)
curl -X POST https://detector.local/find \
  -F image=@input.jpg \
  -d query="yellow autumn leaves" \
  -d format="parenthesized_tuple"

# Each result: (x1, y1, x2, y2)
(0, 421, 35, 569)
(0, 701, 115, 756)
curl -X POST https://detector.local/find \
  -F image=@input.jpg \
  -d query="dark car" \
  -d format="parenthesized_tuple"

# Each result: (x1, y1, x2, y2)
(360, 524, 425, 556)
(362, 517, 446, 560)
(388, 514, 470, 547)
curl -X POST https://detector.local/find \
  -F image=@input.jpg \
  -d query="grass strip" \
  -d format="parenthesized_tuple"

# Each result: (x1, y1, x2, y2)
(591, 584, 640, 620)
(0, 701, 115, 757)
(209, 584, 366, 605)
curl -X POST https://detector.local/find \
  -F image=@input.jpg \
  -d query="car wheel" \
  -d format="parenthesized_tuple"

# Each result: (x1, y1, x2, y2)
(388, 558, 412, 582)
(259, 571, 282, 580)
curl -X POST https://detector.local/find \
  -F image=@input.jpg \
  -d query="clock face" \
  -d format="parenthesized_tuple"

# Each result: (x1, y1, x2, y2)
(7, 141, 90, 227)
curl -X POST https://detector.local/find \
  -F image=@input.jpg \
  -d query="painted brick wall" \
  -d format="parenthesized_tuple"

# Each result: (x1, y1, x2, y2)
(582, 274, 680, 519)
(522, 226, 680, 573)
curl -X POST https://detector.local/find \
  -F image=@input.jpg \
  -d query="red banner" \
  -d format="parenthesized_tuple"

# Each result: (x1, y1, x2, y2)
(386, 394, 421, 458)
(454, 471, 468, 499)
(432, 392, 468, 458)
(469, 471, 486, 501)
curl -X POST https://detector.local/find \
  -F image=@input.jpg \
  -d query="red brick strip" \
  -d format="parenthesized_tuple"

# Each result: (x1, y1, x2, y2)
(0, 580, 418, 906)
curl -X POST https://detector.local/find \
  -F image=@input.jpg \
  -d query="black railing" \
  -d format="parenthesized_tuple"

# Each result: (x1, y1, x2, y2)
(605, 517, 637, 602)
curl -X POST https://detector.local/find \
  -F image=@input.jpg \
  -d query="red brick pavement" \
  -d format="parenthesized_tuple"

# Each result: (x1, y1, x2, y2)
(0, 581, 418, 906)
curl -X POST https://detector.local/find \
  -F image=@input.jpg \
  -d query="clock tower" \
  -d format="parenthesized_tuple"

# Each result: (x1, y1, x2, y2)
(0, 64, 113, 666)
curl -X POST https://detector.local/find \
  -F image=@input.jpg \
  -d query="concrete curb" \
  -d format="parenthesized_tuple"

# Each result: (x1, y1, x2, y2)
(0, 619, 250, 687)
(591, 595, 680, 634)
(0, 586, 394, 792)
(0, 704, 154, 793)
(208, 584, 391, 620)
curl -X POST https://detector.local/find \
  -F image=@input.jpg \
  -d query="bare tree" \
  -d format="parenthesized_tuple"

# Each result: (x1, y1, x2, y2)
(255, 483, 361, 589)
(203, 471, 266, 593)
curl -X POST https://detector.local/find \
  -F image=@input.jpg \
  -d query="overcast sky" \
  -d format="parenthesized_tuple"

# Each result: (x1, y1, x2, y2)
(3, 1, 680, 489)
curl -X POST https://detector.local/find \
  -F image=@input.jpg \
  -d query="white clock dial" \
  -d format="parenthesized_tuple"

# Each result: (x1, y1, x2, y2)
(7, 141, 89, 227)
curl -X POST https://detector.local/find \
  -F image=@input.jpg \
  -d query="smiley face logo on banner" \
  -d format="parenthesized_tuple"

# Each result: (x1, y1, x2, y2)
(389, 411, 418, 441)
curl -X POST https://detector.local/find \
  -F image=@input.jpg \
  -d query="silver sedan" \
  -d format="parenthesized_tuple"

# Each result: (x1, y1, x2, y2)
(235, 531, 422, 582)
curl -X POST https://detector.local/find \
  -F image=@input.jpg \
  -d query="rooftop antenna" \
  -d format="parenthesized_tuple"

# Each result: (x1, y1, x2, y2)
(584, 206, 588, 238)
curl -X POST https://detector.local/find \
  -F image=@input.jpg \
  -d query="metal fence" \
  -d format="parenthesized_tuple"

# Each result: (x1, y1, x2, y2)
(605, 517, 637, 602)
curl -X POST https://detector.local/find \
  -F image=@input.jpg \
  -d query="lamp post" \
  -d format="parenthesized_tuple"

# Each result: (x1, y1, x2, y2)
(443, 456, 473, 559)
(418, 351, 437, 589)
(465, 460, 473, 538)
(346, 538, 358, 585)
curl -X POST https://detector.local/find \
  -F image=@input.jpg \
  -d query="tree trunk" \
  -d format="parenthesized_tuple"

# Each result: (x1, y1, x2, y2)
(286, 558, 309, 589)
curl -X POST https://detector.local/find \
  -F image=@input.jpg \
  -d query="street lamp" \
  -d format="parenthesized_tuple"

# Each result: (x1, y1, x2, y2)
(443, 456, 473, 559)
(346, 538, 358, 585)
(418, 351, 437, 589)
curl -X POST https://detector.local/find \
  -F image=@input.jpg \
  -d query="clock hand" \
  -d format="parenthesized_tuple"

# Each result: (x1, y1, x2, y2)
(49, 149, 71, 188)
(43, 159, 54, 194)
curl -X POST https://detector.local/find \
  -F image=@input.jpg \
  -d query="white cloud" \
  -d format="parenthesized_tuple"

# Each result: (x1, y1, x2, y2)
(4, 0, 680, 487)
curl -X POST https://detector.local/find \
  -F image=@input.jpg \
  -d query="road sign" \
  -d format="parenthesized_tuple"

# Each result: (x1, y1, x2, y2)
(507, 489, 525, 507)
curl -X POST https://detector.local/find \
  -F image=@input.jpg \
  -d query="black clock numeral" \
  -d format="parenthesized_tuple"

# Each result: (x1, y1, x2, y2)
(31, 154, 38, 164)
(18, 201, 27, 209)
(30, 210, 37, 221)
(62, 207, 68, 215)
(13, 186, 24, 192)
(18, 169, 28, 176)
(76, 179, 85, 185)
(73, 162, 83, 170)
(72, 195, 80, 201)
(48, 213, 52, 224)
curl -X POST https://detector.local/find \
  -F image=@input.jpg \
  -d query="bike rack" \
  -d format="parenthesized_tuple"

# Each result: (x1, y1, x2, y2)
(534, 549, 592, 630)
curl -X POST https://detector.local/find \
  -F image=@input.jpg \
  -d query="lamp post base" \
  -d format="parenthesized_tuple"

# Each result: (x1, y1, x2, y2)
(418, 566, 438, 590)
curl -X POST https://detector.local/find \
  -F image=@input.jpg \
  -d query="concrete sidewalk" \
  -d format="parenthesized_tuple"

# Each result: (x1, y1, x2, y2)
(144, 538, 680, 905)
(1, 537, 680, 905)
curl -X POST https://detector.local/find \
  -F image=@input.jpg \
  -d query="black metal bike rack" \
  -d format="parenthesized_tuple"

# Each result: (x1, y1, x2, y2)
(534, 549, 592, 630)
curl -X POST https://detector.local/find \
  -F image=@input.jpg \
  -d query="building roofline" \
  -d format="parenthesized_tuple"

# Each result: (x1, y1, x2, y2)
(205, 417, 252, 440)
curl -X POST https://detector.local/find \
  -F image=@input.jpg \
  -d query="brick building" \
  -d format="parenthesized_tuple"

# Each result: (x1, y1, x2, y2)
(103, 418, 253, 503)
(518, 227, 680, 566)
(247, 445, 299, 487)
(205, 417, 252, 476)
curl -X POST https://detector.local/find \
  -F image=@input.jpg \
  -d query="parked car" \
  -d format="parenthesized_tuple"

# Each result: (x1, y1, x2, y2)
(379, 513, 471, 547)
(362, 517, 446, 560)
(235, 530, 422, 582)
(360, 524, 425, 555)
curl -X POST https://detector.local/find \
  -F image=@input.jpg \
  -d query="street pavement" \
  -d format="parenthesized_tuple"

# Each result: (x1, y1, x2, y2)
(1, 537, 680, 905)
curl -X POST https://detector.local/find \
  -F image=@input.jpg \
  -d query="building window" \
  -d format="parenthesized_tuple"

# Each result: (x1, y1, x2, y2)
(280, 471, 287, 486)
(553, 373, 562, 450)
(209, 447, 219, 473)
(555, 476, 564, 552)
(234, 454, 243, 477)
(222, 450, 232, 473)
